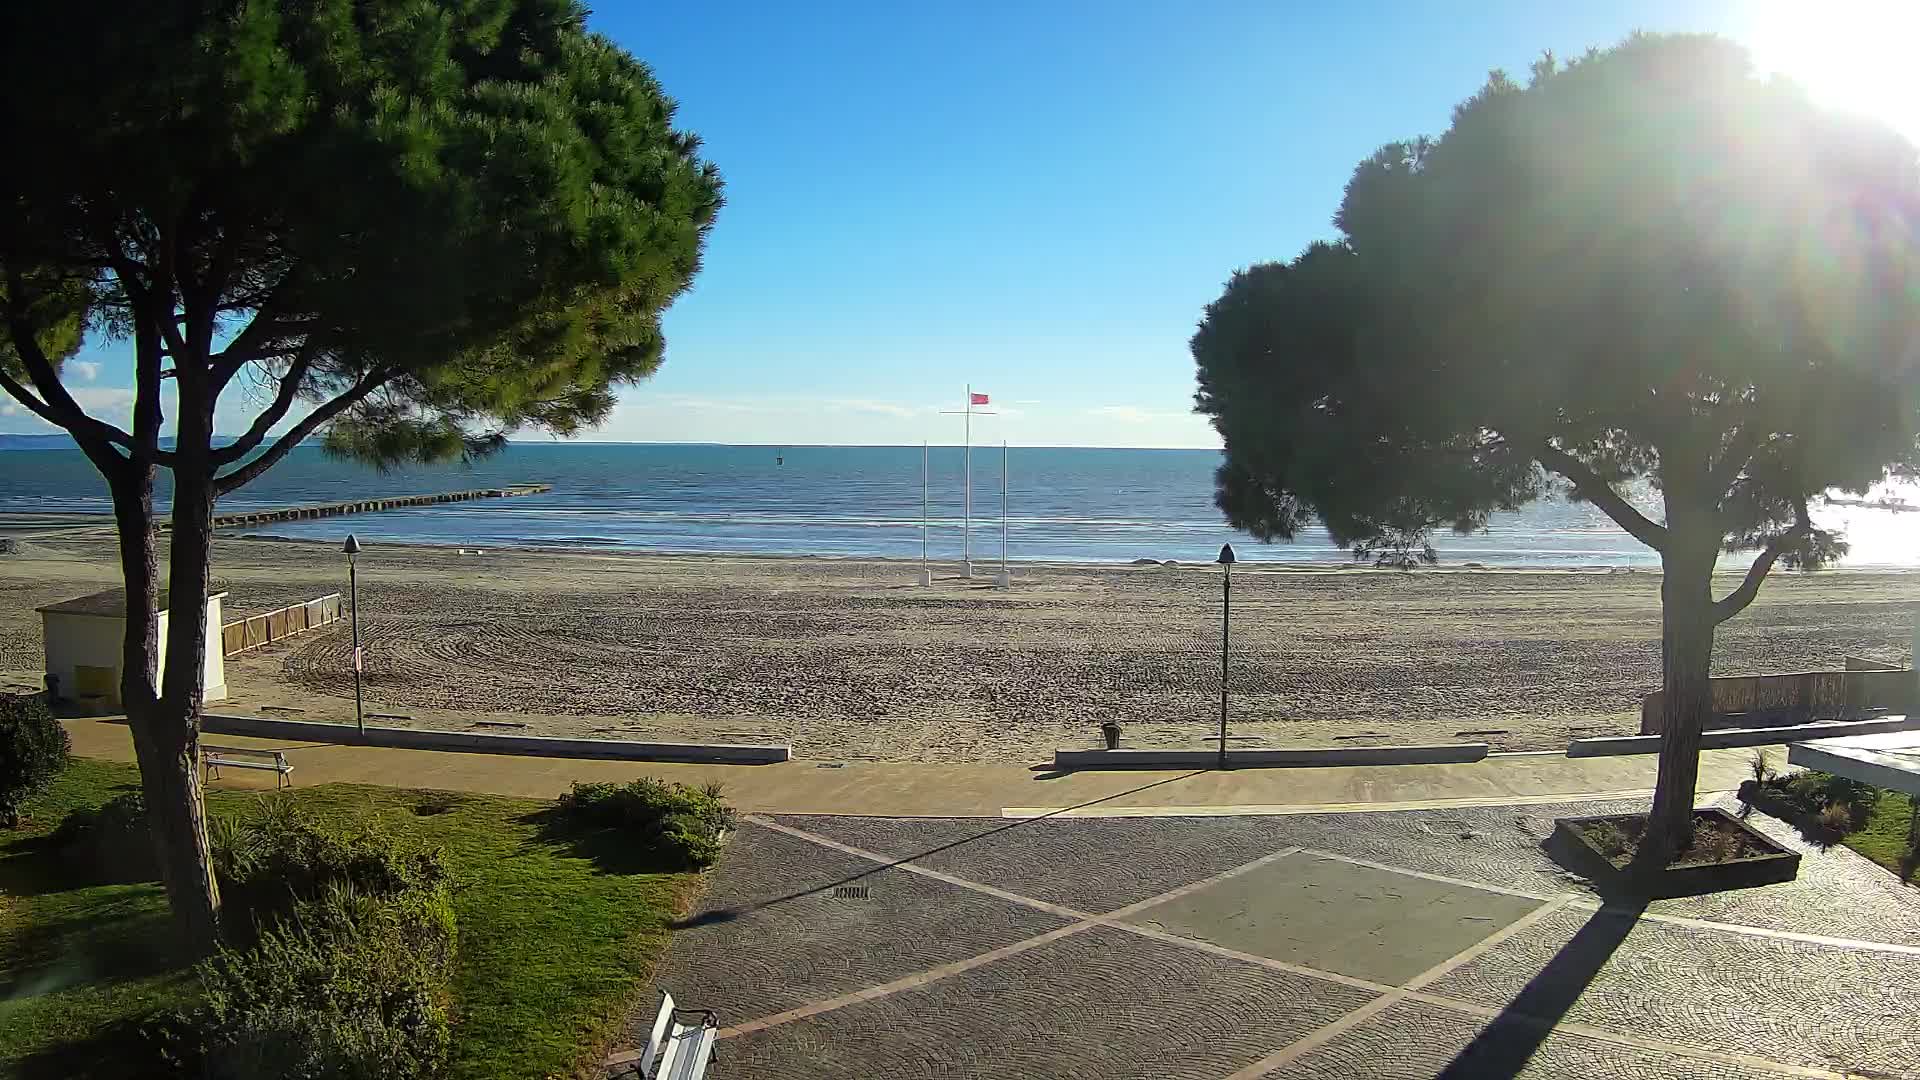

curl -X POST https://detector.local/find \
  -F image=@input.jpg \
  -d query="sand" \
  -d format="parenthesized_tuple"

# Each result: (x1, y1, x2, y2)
(3, 530, 1918, 763)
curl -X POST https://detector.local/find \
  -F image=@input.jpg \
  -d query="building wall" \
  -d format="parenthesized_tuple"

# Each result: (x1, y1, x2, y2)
(42, 595, 228, 706)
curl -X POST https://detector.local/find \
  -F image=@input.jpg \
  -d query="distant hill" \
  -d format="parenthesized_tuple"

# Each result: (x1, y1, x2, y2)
(0, 433, 239, 451)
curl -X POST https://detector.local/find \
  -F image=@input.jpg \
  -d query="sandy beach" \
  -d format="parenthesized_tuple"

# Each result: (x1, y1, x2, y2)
(3, 531, 1918, 763)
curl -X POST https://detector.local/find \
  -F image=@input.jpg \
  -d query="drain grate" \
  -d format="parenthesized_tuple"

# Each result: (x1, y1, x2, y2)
(832, 885, 871, 900)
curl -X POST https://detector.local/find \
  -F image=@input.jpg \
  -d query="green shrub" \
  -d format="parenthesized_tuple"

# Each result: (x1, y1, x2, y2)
(0, 692, 69, 826)
(213, 796, 447, 946)
(51, 790, 159, 882)
(162, 809, 459, 1080)
(556, 777, 734, 869)
(163, 883, 456, 1080)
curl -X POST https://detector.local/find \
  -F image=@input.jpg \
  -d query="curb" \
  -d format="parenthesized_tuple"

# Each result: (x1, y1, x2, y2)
(1568, 714, 1920, 758)
(1050, 743, 1490, 771)
(201, 713, 790, 764)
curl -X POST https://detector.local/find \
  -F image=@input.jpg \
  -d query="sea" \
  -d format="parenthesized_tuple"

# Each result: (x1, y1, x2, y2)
(3, 442, 1917, 568)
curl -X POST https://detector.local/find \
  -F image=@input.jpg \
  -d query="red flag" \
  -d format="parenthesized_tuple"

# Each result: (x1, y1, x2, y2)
(970, 392, 990, 405)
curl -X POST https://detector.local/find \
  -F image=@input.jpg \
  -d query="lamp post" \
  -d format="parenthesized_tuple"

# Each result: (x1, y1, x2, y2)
(1217, 542, 1236, 769)
(343, 534, 364, 738)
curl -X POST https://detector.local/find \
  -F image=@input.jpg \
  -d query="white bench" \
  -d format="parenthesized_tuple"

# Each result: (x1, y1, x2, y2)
(636, 991, 717, 1080)
(201, 745, 294, 790)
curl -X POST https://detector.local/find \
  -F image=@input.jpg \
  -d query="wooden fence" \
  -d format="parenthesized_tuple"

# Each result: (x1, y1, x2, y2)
(1640, 667, 1915, 734)
(221, 593, 343, 657)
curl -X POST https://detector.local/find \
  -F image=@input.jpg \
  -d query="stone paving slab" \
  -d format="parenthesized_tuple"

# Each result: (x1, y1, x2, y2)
(1124, 852, 1546, 985)
(717, 923, 1381, 1080)
(1424, 904, 1920, 1077)
(777, 813, 1304, 912)
(783, 800, 1920, 945)
(639, 822, 1072, 1034)
(1268, 998, 1810, 1080)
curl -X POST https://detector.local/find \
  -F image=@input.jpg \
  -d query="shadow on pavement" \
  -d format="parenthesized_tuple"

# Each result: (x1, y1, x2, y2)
(672, 770, 1207, 928)
(1435, 899, 1647, 1080)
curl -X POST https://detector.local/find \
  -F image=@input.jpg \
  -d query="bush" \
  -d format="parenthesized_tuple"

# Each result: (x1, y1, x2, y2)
(161, 807, 458, 1080)
(161, 884, 456, 1080)
(0, 692, 69, 826)
(51, 790, 159, 882)
(213, 796, 447, 946)
(556, 777, 734, 869)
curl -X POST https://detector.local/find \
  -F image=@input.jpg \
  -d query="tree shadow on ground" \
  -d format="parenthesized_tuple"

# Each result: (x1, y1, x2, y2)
(10, 1017, 165, 1080)
(0, 887, 182, 1001)
(669, 770, 1206, 930)
(1435, 898, 1648, 1080)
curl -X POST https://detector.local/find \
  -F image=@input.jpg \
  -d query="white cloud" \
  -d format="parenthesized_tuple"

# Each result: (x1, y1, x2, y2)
(571, 391, 1219, 449)
(67, 360, 101, 382)
(1084, 404, 1192, 424)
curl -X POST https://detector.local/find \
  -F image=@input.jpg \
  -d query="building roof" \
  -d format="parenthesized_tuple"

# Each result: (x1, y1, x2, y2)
(35, 588, 228, 618)
(1789, 727, 1920, 799)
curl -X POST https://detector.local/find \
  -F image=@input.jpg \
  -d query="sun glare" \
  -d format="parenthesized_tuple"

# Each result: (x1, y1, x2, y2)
(1744, 0, 1920, 140)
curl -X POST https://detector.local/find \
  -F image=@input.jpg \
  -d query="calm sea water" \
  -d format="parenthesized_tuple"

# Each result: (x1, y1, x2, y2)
(3, 442, 1916, 567)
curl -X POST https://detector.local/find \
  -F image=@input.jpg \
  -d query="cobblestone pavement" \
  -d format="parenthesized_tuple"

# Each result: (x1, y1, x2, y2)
(621, 801, 1920, 1080)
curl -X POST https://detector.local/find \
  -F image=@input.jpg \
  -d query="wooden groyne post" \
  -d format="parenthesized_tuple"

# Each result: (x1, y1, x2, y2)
(197, 483, 552, 530)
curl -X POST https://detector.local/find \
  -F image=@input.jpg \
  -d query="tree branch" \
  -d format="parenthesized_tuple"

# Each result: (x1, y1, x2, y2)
(1708, 425, 1763, 505)
(3, 304, 139, 460)
(1536, 440, 1669, 551)
(210, 347, 318, 467)
(213, 368, 394, 495)
(1712, 498, 1812, 624)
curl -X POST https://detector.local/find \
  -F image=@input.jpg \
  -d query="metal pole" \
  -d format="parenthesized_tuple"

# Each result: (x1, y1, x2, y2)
(963, 386, 972, 577)
(349, 552, 364, 738)
(1006, 438, 1021, 572)
(922, 441, 929, 570)
(1219, 563, 1230, 769)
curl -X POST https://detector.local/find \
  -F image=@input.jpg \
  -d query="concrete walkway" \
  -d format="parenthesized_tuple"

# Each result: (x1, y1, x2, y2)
(634, 799, 1920, 1079)
(63, 718, 1759, 817)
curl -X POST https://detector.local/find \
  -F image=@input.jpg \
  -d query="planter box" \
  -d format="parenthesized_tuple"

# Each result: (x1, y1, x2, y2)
(1550, 807, 1800, 899)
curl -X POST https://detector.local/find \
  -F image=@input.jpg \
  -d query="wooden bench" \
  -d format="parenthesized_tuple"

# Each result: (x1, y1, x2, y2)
(200, 745, 294, 790)
(635, 991, 717, 1080)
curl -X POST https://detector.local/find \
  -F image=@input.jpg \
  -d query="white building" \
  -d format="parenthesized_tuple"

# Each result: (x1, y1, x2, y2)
(37, 588, 228, 707)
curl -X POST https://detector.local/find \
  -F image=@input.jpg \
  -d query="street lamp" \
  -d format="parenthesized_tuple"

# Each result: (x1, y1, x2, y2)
(343, 534, 364, 738)
(1217, 542, 1236, 769)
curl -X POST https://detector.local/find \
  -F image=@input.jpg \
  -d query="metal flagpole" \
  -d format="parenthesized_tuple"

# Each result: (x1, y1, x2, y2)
(963, 385, 973, 578)
(919, 442, 931, 586)
(997, 440, 1010, 586)
(939, 389, 993, 581)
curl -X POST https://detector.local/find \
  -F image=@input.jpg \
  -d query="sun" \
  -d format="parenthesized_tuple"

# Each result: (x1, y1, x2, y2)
(1742, 0, 1920, 140)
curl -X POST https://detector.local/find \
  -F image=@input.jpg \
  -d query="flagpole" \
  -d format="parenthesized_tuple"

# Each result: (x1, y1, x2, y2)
(997, 439, 1010, 587)
(919, 441, 931, 586)
(963, 384, 973, 579)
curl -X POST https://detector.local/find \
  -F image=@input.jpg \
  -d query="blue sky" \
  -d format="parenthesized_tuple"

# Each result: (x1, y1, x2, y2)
(6, 0, 1897, 447)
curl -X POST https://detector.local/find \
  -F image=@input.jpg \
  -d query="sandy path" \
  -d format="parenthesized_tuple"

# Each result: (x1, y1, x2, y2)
(2, 535, 1917, 762)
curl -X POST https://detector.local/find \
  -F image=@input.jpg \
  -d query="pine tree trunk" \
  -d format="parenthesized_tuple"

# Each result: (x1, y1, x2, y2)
(1649, 543, 1717, 859)
(153, 411, 224, 953)
(110, 460, 221, 953)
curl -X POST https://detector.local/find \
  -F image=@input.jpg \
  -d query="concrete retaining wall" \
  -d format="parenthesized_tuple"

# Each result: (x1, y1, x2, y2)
(1051, 743, 1490, 771)
(1568, 714, 1920, 758)
(202, 713, 789, 764)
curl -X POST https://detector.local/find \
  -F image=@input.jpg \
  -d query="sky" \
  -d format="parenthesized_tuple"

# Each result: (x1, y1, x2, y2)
(6, 0, 1913, 448)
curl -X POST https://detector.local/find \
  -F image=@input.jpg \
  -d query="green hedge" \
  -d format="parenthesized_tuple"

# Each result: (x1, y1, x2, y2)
(556, 778, 734, 869)
(156, 801, 457, 1079)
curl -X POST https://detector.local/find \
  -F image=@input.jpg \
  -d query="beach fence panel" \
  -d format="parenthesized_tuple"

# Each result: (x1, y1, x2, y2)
(1641, 667, 1916, 734)
(221, 592, 345, 658)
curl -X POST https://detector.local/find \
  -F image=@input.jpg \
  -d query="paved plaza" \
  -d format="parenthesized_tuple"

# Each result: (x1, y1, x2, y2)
(622, 796, 1920, 1079)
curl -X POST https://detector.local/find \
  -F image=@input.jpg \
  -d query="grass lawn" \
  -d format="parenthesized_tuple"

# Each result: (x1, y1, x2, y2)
(1842, 788, 1918, 883)
(0, 758, 699, 1079)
